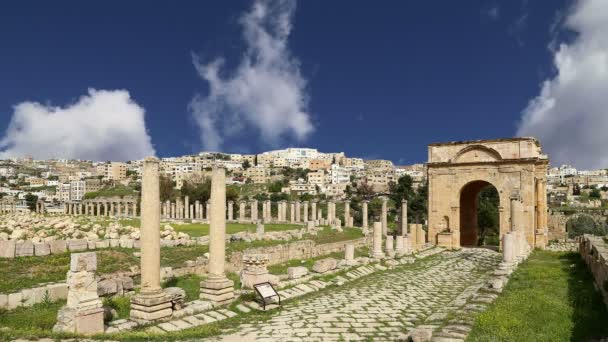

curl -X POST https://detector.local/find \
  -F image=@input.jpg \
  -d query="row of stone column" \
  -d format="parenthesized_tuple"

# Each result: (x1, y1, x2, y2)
(63, 201, 138, 217)
(131, 159, 234, 322)
(370, 220, 426, 259)
(0, 202, 16, 214)
(35, 201, 46, 214)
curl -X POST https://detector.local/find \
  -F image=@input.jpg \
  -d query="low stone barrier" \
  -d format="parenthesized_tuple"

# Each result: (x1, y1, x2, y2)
(0, 236, 366, 311)
(228, 237, 368, 270)
(579, 234, 608, 308)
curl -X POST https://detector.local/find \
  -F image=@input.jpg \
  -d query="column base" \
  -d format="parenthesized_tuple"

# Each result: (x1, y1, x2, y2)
(130, 291, 173, 321)
(200, 277, 234, 306)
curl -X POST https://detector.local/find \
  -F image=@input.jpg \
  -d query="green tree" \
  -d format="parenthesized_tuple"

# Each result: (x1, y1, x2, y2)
(590, 188, 601, 199)
(268, 181, 284, 193)
(477, 185, 499, 246)
(567, 215, 608, 238)
(242, 160, 251, 169)
(409, 181, 428, 224)
(226, 185, 239, 203)
(159, 175, 176, 202)
(181, 179, 211, 203)
(25, 193, 38, 212)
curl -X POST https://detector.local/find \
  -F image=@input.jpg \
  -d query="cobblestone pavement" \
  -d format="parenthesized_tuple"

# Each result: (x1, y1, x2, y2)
(218, 248, 501, 341)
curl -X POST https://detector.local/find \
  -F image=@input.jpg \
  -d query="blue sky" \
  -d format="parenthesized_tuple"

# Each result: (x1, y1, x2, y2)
(1, 0, 607, 168)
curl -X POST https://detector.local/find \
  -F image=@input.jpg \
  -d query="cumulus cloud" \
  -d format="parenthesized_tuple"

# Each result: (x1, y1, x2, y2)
(517, 0, 608, 169)
(0, 89, 155, 161)
(189, 0, 314, 151)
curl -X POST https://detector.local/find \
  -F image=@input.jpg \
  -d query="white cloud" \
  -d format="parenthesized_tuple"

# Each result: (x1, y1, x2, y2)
(517, 0, 608, 169)
(485, 5, 500, 20)
(0, 89, 155, 161)
(189, 0, 314, 151)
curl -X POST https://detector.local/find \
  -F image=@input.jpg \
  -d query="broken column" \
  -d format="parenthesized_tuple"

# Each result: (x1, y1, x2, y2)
(395, 235, 406, 257)
(371, 222, 385, 259)
(227, 201, 234, 221)
(53, 252, 104, 335)
(386, 235, 395, 258)
(344, 243, 356, 266)
(130, 157, 172, 321)
(256, 221, 265, 235)
(240, 254, 277, 289)
(200, 166, 234, 305)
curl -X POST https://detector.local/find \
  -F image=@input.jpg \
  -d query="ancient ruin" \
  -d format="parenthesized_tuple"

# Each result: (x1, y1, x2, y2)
(427, 138, 549, 249)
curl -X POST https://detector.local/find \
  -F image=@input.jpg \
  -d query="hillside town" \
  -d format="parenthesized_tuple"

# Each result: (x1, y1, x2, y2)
(1, 148, 607, 214)
(0, 148, 427, 212)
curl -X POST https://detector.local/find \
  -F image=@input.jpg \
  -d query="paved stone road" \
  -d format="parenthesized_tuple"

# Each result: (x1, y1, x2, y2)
(218, 248, 500, 341)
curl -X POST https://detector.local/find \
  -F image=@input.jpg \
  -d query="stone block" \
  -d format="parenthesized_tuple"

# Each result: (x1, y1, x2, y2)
(119, 239, 134, 248)
(68, 239, 88, 252)
(312, 258, 338, 273)
(97, 279, 117, 296)
(109, 239, 120, 248)
(34, 243, 51, 256)
(287, 266, 308, 279)
(15, 241, 34, 257)
(8, 292, 22, 309)
(70, 252, 97, 272)
(119, 276, 134, 290)
(47, 283, 68, 301)
(0, 294, 7, 309)
(87, 241, 97, 250)
(49, 240, 67, 254)
(94, 240, 109, 249)
(0, 240, 16, 258)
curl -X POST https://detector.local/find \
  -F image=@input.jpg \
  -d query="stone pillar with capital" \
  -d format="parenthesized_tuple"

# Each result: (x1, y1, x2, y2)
(130, 157, 173, 321)
(200, 166, 234, 305)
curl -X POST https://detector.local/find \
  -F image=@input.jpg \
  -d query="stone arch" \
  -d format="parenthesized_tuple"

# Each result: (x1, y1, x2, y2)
(458, 180, 501, 246)
(452, 145, 502, 163)
(427, 138, 549, 249)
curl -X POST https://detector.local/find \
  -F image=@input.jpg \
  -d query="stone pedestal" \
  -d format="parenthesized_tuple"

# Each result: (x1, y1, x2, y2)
(386, 235, 395, 258)
(240, 254, 278, 289)
(256, 221, 265, 235)
(437, 232, 453, 249)
(395, 235, 405, 257)
(344, 243, 356, 266)
(502, 232, 515, 263)
(53, 252, 104, 335)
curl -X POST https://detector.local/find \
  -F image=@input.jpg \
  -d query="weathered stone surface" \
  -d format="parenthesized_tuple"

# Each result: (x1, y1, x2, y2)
(34, 243, 51, 256)
(50, 240, 67, 254)
(97, 279, 118, 296)
(410, 327, 433, 342)
(15, 241, 34, 257)
(68, 239, 88, 251)
(70, 252, 97, 272)
(287, 266, 309, 279)
(312, 258, 338, 273)
(0, 240, 15, 258)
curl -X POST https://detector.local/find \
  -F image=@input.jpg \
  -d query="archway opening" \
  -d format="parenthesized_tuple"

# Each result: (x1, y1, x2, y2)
(459, 181, 500, 246)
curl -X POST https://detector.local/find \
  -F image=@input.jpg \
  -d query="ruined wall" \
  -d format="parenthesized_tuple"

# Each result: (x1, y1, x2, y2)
(579, 235, 608, 309)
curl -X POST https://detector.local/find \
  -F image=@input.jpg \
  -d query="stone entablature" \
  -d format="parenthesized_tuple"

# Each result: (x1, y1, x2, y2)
(427, 137, 549, 249)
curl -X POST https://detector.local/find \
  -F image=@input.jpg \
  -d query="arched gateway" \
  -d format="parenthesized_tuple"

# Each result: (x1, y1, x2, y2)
(427, 138, 549, 249)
